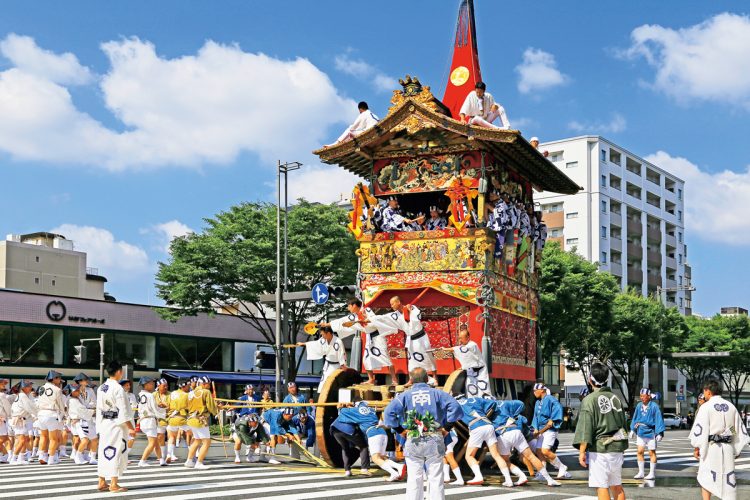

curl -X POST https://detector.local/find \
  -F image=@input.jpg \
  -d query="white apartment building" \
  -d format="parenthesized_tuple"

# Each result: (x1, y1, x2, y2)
(535, 136, 694, 413)
(536, 136, 693, 315)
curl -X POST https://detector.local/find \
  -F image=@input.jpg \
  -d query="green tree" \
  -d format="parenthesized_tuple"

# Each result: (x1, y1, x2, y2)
(538, 242, 620, 382)
(670, 315, 726, 397)
(155, 200, 359, 381)
(712, 315, 750, 407)
(605, 291, 686, 410)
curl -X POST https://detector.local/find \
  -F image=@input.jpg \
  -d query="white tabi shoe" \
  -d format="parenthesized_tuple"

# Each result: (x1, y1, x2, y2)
(234, 457, 241, 464)
(138, 461, 152, 467)
(184, 460, 195, 468)
(501, 479, 515, 488)
(556, 465, 571, 479)
(268, 458, 281, 465)
(194, 462, 209, 470)
(547, 478, 562, 487)
(634, 472, 645, 479)
(88, 458, 98, 465)
(386, 471, 400, 482)
(450, 479, 465, 486)
(467, 476, 484, 485)
(644, 472, 656, 480)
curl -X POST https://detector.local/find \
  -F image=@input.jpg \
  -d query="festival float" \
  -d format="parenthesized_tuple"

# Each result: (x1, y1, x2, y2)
(306, 0, 579, 467)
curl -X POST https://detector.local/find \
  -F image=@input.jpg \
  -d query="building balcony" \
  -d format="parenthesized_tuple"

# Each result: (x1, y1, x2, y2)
(685, 264, 692, 278)
(646, 250, 662, 267)
(627, 218, 642, 235)
(665, 256, 677, 270)
(666, 278, 677, 289)
(544, 211, 564, 229)
(646, 225, 661, 243)
(647, 273, 662, 288)
(610, 262, 623, 276)
(627, 242, 643, 257)
(666, 233, 676, 247)
(610, 236, 622, 250)
(610, 216, 622, 227)
(628, 267, 643, 284)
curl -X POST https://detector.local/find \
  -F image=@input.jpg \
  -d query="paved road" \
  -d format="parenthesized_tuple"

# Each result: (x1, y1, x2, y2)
(3, 430, 747, 499)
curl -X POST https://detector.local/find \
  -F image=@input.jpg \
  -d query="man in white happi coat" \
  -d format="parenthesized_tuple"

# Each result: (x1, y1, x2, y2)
(690, 379, 749, 500)
(0, 378, 11, 462)
(459, 81, 510, 130)
(439, 324, 491, 397)
(36, 369, 66, 464)
(97, 360, 136, 493)
(325, 298, 397, 386)
(298, 326, 347, 393)
(73, 372, 98, 464)
(370, 296, 436, 384)
(9, 380, 37, 465)
(330, 101, 379, 145)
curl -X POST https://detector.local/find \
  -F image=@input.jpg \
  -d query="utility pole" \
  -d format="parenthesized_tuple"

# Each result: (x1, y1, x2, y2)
(275, 160, 302, 402)
(654, 284, 696, 409)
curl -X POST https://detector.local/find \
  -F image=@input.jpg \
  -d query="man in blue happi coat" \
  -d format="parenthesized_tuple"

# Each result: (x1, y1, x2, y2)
(532, 383, 570, 479)
(237, 384, 261, 416)
(330, 400, 372, 476)
(493, 399, 560, 487)
(384, 368, 461, 500)
(455, 395, 516, 487)
(263, 407, 299, 465)
(629, 388, 665, 479)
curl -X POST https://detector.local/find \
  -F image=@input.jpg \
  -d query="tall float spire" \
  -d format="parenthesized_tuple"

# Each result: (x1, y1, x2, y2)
(442, 0, 482, 119)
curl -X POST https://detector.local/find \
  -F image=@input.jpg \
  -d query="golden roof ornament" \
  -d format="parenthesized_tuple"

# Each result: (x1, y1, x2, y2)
(387, 74, 448, 118)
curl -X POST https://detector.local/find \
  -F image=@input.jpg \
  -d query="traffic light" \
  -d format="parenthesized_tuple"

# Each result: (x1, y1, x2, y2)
(328, 285, 358, 298)
(74, 344, 87, 364)
(254, 350, 275, 370)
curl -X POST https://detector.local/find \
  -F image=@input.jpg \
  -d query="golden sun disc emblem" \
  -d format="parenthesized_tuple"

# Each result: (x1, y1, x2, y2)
(450, 66, 470, 86)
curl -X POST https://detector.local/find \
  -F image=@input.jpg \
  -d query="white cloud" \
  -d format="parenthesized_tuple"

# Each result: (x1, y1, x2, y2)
(149, 220, 194, 253)
(50, 224, 150, 277)
(0, 35, 356, 171)
(515, 48, 569, 94)
(568, 113, 627, 134)
(334, 53, 398, 93)
(285, 165, 363, 204)
(0, 34, 93, 85)
(645, 151, 750, 245)
(623, 13, 750, 108)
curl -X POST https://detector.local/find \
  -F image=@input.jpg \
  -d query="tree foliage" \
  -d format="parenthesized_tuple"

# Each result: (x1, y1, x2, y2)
(605, 291, 686, 410)
(155, 200, 359, 380)
(538, 242, 620, 381)
(672, 314, 750, 407)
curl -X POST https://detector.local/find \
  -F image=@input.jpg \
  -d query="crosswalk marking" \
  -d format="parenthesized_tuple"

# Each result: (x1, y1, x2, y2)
(9, 469, 340, 499)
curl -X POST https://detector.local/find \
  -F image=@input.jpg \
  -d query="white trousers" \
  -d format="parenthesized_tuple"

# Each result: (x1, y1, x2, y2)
(465, 365, 491, 398)
(468, 111, 508, 130)
(364, 334, 392, 370)
(407, 334, 436, 372)
(405, 435, 445, 500)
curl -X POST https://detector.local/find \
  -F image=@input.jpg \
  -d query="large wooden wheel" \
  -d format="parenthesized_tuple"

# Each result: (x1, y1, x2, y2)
(315, 368, 363, 468)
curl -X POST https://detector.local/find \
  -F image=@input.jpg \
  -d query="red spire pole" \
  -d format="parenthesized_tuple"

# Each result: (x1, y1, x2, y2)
(442, 0, 483, 120)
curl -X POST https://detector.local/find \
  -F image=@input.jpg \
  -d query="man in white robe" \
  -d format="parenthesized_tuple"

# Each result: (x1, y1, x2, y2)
(298, 326, 348, 393)
(325, 298, 397, 386)
(97, 361, 135, 493)
(369, 296, 436, 384)
(331, 101, 379, 145)
(440, 324, 491, 397)
(690, 379, 749, 500)
(459, 82, 510, 130)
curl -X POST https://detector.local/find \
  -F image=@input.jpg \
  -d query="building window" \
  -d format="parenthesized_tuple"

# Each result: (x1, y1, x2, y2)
(548, 151, 564, 162)
(601, 226, 608, 239)
(3, 325, 64, 365)
(566, 161, 578, 169)
(542, 203, 563, 213)
(678, 210, 682, 221)
(678, 232, 683, 243)
(678, 188, 683, 200)
(158, 337, 232, 371)
(566, 238, 579, 245)
(601, 200, 607, 213)
(549, 228, 563, 238)
(679, 297, 684, 308)
(610, 150, 622, 165)
(678, 275, 683, 285)
(34, 277, 40, 285)
(601, 174, 607, 187)
(51, 279, 56, 286)
(566, 212, 579, 219)
(35, 256, 40, 263)
(66, 331, 157, 369)
(601, 149, 607, 162)
(678, 254, 683, 264)
(601, 251, 608, 263)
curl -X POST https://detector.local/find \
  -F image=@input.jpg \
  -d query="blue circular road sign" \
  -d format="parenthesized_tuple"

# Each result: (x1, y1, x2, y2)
(312, 283, 329, 305)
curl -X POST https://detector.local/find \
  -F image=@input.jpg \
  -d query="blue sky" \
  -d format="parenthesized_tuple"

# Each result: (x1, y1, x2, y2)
(1, 1, 749, 315)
